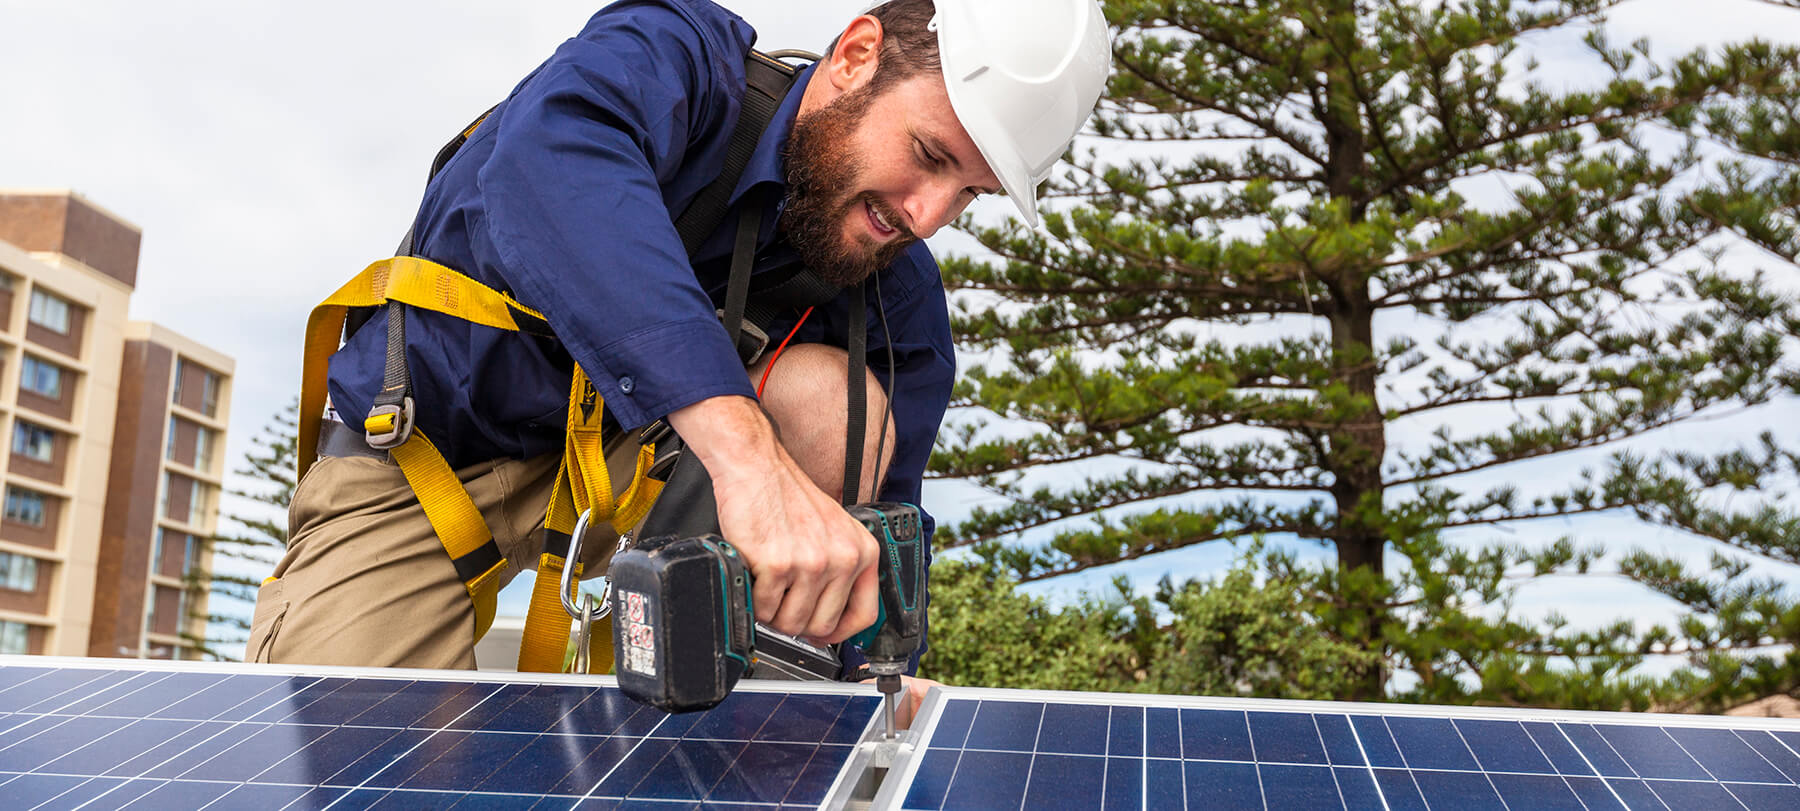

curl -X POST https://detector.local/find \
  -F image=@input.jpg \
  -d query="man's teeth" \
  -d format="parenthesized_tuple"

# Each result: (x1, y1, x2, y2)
(871, 204, 893, 232)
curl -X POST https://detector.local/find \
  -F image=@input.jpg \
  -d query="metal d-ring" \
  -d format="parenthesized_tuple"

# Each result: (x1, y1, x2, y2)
(560, 509, 616, 622)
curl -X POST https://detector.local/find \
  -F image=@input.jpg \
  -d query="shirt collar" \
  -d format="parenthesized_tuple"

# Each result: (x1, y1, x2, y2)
(728, 60, 816, 205)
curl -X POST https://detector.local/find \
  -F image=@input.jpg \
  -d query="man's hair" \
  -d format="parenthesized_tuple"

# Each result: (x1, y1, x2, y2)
(826, 0, 942, 94)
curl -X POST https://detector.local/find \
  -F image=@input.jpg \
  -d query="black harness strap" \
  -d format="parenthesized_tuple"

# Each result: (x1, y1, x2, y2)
(842, 282, 869, 505)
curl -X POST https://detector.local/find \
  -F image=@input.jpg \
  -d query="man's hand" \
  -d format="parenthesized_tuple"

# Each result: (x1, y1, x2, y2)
(668, 395, 881, 642)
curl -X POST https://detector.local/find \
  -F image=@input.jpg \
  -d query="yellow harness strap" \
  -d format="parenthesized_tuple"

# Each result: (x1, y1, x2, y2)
(300, 256, 659, 665)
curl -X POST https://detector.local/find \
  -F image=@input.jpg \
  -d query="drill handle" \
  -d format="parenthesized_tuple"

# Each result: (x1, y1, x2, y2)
(847, 503, 927, 657)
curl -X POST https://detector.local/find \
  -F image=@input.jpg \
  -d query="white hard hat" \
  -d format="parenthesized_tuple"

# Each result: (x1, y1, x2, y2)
(929, 0, 1112, 226)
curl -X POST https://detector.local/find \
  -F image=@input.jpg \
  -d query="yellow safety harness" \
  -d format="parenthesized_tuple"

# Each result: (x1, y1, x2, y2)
(294, 50, 813, 673)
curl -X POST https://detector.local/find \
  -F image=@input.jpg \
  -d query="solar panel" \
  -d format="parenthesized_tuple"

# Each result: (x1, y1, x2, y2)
(0, 655, 878, 809)
(873, 686, 1800, 811)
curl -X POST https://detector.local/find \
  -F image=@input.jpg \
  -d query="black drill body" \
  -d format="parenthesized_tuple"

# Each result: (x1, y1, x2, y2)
(610, 502, 926, 714)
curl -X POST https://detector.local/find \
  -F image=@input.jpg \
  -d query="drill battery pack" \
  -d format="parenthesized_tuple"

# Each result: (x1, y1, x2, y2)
(609, 534, 754, 712)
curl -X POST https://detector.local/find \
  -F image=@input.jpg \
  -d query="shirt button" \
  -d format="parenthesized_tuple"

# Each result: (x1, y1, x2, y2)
(619, 376, 636, 395)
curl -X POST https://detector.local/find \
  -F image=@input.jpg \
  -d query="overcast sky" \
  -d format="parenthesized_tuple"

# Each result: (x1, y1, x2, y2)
(3, 1, 1798, 645)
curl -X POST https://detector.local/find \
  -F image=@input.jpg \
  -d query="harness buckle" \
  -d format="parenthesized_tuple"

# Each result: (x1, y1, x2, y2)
(716, 309, 771, 367)
(364, 397, 416, 450)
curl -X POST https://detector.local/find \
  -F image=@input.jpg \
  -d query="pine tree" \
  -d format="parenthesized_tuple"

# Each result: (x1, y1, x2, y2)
(180, 400, 296, 661)
(929, 0, 1800, 707)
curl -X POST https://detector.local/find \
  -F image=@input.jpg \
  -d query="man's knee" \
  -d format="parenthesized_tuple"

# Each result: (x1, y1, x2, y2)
(751, 343, 898, 500)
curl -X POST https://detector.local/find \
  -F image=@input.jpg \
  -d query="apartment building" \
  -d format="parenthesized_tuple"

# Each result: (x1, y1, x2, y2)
(0, 190, 234, 660)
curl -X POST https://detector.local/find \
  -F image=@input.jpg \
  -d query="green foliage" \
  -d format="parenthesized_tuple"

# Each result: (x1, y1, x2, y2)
(929, 0, 1800, 708)
(922, 546, 1378, 700)
(180, 400, 297, 661)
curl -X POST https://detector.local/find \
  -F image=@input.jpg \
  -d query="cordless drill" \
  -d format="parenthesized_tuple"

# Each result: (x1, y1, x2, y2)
(609, 503, 926, 731)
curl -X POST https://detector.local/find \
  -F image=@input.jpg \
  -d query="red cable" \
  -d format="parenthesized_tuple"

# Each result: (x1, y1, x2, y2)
(757, 306, 816, 398)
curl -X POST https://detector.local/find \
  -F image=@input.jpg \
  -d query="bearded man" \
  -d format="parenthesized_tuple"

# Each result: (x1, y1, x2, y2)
(251, 0, 1109, 722)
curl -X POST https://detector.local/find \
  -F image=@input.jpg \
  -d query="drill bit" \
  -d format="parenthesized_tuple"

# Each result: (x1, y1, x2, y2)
(878, 673, 902, 739)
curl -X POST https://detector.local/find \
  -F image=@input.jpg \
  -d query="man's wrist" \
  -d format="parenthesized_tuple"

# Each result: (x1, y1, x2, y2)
(666, 395, 787, 485)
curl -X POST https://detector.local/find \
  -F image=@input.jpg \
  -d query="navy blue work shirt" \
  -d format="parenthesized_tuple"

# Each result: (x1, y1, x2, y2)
(326, 0, 954, 669)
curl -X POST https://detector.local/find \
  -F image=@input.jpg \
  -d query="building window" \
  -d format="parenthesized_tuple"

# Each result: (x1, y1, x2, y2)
(165, 415, 179, 461)
(0, 621, 26, 655)
(195, 426, 215, 470)
(201, 371, 220, 417)
(3, 487, 45, 526)
(20, 356, 64, 399)
(12, 422, 54, 463)
(189, 481, 211, 522)
(27, 289, 70, 334)
(0, 552, 35, 592)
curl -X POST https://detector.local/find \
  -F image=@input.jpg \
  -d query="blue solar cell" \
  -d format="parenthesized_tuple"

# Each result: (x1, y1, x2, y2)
(1410, 769, 1505, 810)
(1107, 705, 1143, 757)
(349, 679, 489, 728)
(1103, 757, 1142, 811)
(155, 673, 291, 721)
(1593, 724, 1711, 780)
(1182, 760, 1260, 809)
(1456, 719, 1557, 774)
(0, 773, 91, 807)
(757, 692, 850, 745)
(121, 779, 236, 808)
(823, 695, 880, 745)
(541, 735, 643, 796)
(1333, 765, 1385, 811)
(215, 779, 347, 808)
(1385, 716, 1480, 771)
(1179, 708, 1253, 761)
(326, 728, 434, 786)
(901, 748, 958, 810)
(1558, 723, 1637, 777)
(1741, 729, 1800, 783)
(91, 672, 231, 719)
(1644, 776, 1742, 807)
(39, 718, 197, 776)
(942, 749, 1032, 810)
(1487, 772, 1586, 810)
(247, 675, 347, 722)
(586, 737, 679, 798)
(1727, 782, 1800, 811)
(254, 724, 407, 786)
(181, 722, 334, 782)
(1521, 721, 1595, 776)
(964, 700, 1044, 752)
(1022, 753, 1106, 810)
(703, 741, 822, 804)
(105, 720, 236, 777)
(1601, 777, 1664, 809)
(1314, 714, 1365, 766)
(1246, 711, 1327, 765)
(139, 721, 264, 779)
(1350, 715, 1405, 767)
(1259, 763, 1340, 810)
(1037, 703, 1110, 755)
(373, 730, 513, 791)
(53, 671, 159, 716)
(1145, 707, 1181, 758)
(1, 668, 122, 712)
(1666, 726, 1789, 783)
(0, 716, 129, 772)
(786, 744, 855, 805)
(1563, 776, 1628, 811)
(0, 664, 52, 693)
(1144, 758, 1185, 808)
(928, 698, 976, 750)
(1371, 768, 1429, 811)
(693, 692, 788, 742)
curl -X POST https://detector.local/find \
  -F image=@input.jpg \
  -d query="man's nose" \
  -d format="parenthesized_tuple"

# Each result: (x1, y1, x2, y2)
(903, 182, 965, 239)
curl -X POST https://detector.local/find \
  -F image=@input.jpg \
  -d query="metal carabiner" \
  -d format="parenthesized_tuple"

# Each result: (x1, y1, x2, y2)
(560, 509, 625, 622)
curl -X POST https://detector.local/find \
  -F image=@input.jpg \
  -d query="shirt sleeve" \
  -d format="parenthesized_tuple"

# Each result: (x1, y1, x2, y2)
(477, 1, 757, 430)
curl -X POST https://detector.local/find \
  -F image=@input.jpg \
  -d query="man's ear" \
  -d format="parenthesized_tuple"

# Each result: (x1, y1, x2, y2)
(823, 14, 884, 93)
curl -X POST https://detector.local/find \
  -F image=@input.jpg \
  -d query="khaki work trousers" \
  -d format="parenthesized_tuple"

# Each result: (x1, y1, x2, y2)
(247, 451, 565, 670)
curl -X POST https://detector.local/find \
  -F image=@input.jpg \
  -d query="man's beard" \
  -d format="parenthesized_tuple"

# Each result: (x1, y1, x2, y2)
(781, 84, 917, 288)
